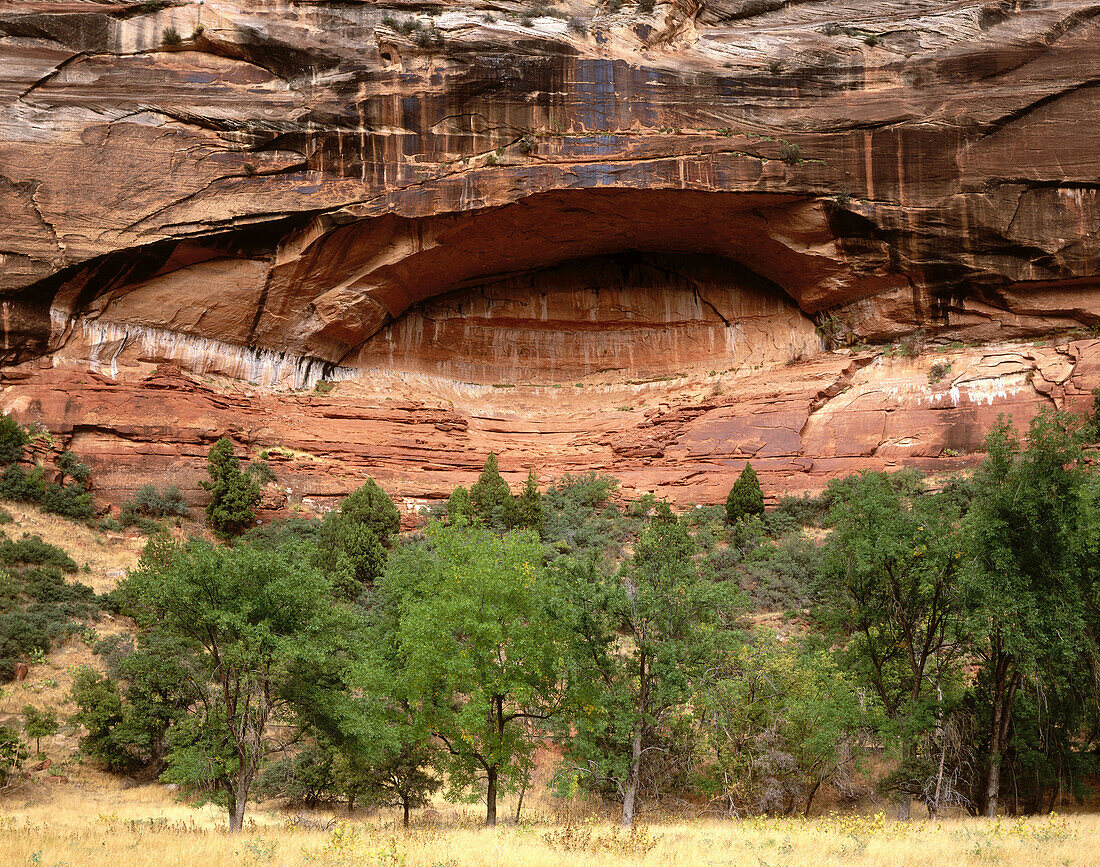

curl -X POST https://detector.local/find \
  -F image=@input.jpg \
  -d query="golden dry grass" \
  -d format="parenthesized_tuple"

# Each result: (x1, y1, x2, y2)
(0, 498, 145, 594)
(0, 783, 1096, 867)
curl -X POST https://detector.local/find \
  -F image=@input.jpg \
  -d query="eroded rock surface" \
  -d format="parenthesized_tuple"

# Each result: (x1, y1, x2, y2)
(2, 0, 1099, 509)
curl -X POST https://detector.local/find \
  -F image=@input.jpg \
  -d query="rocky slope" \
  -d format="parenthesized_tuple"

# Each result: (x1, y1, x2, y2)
(1, 0, 1099, 511)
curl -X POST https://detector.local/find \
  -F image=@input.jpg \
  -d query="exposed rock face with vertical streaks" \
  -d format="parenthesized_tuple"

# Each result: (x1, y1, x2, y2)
(1, 0, 1099, 510)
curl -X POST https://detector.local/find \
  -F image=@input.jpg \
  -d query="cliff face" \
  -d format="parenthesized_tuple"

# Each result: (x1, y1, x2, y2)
(2, 0, 1099, 511)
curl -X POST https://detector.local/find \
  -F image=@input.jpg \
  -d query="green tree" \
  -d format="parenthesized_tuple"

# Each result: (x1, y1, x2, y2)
(559, 504, 742, 826)
(375, 520, 567, 825)
(116, 539, 365, 831)
(22, 704, 59, 754)
(726, 463, 765, 524)
(469, 452, 517, 530)
(816, 471, 963, 818)
(696, 633, 880, 816)
(513, 470, 544, 534)
(447, 485, 473, 522)
(0, 414, 27, 466)
(314, 479, 399, 598)
(0, 725, 27, 789)
(960, 411, 1092, 816)
(200, 438, 260, 537)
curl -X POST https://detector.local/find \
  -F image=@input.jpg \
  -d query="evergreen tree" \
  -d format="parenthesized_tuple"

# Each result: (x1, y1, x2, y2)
(200, 438, 261, 537)
(469, 452, 516, 529)
(513, 469, 544, 534)
(447, 485, 473, 522)
(314, 479, 399, 598)
(0, 414, 27, 466)
(726, 463, 765, 524)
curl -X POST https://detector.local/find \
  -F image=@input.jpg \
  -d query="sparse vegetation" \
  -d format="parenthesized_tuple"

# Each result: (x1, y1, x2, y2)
(161, 27, 181, 46)
(779, 141, 802, 164)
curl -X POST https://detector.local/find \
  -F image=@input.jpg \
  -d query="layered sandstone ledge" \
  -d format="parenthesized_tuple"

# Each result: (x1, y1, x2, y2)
(2, 337, 1095, 515)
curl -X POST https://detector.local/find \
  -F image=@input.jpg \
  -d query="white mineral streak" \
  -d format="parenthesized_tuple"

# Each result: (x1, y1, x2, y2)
(80, 320, 356, 389)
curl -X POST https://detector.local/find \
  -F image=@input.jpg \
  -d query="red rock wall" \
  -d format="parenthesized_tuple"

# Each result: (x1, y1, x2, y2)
(2, 0, 1100, 511)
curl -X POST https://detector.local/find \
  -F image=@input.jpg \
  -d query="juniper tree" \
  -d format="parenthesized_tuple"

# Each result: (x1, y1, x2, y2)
(726, 463, 765, 524)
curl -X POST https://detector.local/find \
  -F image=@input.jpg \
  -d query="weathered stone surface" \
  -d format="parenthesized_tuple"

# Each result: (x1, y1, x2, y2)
(1, 339, 1095, 516)
(2, 0, 1100, 508)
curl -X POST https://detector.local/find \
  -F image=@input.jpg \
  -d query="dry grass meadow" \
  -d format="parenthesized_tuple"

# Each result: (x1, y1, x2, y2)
(0, 783, 1096, 867)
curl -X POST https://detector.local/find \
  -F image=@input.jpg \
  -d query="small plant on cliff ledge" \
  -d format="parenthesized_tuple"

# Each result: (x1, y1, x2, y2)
(928, 361, 953, 386)
(778, 141, 801, 165)
(161, 27, 182, 46)
(200, 437, 261, 538)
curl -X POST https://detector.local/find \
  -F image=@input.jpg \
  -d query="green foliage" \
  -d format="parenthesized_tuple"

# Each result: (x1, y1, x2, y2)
(123, 484, 190, 521)
(374, 519, 567, 824)
(0, 533, 95, 680)
(0, 725, 27, 787)
(109, 538, 366, 830)
(958, 411, 1094, 814)
(558, 504, 743, 824)
(513, 470, 544, 534)
(726, 463, 765, 524)
(313, 479, 399, 599)
(246, 460, 277, 486)
(0, 414, 28, 465)
(0, 464, 46, 503)
(446, 485, 472, 522)
(22, 704, 59, 753)
(200, 438, 260, 537)
(42, 480, 94, 519)
(55, 451, 90, 484)
(542, 472, 632, 562)
(469, 452, 517, 530)
(696, 633, 881, 815)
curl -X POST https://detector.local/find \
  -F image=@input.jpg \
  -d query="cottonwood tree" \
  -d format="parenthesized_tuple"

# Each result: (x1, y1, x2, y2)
(696, 633, 879, 816)
(816, 470, 963, 818)
(960, 411, 1093, 816)
(374, 519, 567, 825)
(117, 539, 364, 831)
(559, 504, 742, 826)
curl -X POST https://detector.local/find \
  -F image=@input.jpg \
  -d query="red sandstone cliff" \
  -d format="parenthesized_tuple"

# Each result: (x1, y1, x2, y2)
(1, 0, 1099, 510)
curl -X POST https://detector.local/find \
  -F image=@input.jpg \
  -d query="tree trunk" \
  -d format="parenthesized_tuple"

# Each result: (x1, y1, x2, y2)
(515, 770, 528, 823)
(228, 778, 249, 833)
(622, 727, 643, 828)
(898, 740, 912, 821)
(403, 796, 411, 828)
(804, 779, 822, 817)
(486, 766, 498, 827)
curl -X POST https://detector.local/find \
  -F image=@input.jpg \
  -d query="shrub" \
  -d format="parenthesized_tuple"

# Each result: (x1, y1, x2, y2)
(162, 27, 181, 46)
(778, 141, 801, 164)
(0, 464, 46, 503)
(637, 0, 655, 12)
(929, 361, 953, 385)
(0, 535, 77, 572)
(55, 451, 90, 484)
(567, 16, 588, 33)
(0, 415, 28, 465)
(22, 704, 59, 753)
(124, 484, 190, 520)
(42, 481, 94, 519)
(246, 461, 277, 486)
(0, 725, 27, 786)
